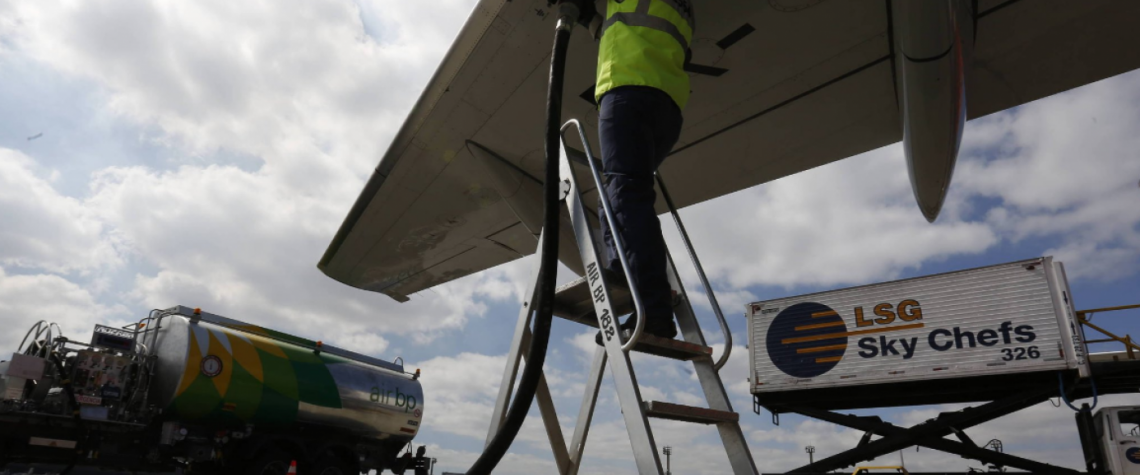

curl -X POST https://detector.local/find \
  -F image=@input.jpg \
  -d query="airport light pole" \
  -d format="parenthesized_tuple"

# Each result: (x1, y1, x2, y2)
(663, 446, 672, 475)
(805, 445, 815, 465)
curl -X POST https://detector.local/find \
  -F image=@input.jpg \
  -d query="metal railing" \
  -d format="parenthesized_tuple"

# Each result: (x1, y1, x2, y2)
(1079, 304, 1140, 359)
(558, 118, 734, 366)
(560, 119, 646, 351)
(656, 174, 733, 370)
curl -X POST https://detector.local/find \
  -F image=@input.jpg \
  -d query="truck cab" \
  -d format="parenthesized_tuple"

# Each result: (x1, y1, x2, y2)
(1096, 406, 1140, 474)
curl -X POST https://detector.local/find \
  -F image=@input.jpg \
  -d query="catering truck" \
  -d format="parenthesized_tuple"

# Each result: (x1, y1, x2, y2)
(0, 306, 424, 474)
(748, 256, 1140, 473)
(747, 256, 1090, 409)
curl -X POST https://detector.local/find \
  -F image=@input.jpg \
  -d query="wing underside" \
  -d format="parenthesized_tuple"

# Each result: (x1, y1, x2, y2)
(320, 0, 1140, 301)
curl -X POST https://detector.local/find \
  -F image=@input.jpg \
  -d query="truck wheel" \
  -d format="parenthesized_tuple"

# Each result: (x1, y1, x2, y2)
(245, 449, 293, 475)
(314, 453, 356, 475)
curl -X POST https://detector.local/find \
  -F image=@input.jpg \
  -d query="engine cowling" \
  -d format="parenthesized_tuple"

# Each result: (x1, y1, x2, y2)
(892, 0, 974, 222)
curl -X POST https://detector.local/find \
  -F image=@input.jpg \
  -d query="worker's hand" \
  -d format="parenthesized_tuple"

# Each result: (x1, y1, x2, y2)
(546, 0, 599, 29)
(576, 0, 599, 28)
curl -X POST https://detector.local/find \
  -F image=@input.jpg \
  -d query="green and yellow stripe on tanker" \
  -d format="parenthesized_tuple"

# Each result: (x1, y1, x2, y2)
(170, 324, 346, 425)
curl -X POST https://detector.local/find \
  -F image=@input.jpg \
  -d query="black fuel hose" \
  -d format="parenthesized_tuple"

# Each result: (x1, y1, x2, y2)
(465, 3, 579, 474)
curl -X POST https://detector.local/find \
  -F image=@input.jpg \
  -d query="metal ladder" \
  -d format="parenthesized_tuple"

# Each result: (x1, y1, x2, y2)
(484, 119, 758, 474)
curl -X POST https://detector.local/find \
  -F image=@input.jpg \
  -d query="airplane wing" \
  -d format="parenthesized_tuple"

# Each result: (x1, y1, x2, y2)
(319, 0, 1140, 302)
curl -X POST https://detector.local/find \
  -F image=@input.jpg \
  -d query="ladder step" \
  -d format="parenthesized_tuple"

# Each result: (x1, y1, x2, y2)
(552, 275, 634, 327)
(554, 277, 711, 360)
(643, 401, 739, 425)
(632, 334, 712, 361)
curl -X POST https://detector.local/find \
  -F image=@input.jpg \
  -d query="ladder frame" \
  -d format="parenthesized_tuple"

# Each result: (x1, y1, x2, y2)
(484, 119, 758, 474)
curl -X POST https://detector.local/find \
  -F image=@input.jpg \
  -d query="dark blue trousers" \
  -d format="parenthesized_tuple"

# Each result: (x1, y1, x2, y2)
(597, 86, 683, 324)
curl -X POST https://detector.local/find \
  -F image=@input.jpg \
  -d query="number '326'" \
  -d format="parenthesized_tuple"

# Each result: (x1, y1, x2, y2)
(1001, 346, 1040, 361)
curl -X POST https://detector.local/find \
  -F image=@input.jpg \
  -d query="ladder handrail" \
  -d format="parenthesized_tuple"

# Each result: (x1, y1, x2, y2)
(560, 118, 646, 351)
(656, 174, 733, 370)
(489, 122, 758, 473)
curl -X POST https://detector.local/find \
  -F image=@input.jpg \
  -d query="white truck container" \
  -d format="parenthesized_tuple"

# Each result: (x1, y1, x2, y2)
(748, 257, 1090, 407)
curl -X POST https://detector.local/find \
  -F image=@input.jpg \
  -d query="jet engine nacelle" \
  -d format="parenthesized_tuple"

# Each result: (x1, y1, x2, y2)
(892, 0, 974, 222)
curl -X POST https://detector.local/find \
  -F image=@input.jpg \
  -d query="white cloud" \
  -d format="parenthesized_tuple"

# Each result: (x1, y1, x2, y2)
(0, 0, 514, 348)
(669, 144, 999, 292)
(6, 0, 474, 184)
(0, 266, 128, 353)
(712, 343, 752, 398)
(414, 351, 556, 445)
(77, 163, 488, 347)
(957, 72, 1140, 281)
(0, 148, 118, 274)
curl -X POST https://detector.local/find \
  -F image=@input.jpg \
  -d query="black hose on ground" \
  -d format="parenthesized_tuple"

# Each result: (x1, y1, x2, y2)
(465, 3, 580, 474)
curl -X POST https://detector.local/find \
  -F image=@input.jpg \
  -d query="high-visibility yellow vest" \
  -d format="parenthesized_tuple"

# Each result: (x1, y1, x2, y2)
(595, 0, 694, 110)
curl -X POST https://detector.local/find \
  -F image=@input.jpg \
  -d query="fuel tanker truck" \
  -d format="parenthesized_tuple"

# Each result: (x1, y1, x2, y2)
(0, 306, 425, 474)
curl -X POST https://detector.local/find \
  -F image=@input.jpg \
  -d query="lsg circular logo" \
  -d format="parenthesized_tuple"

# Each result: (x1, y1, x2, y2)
(766, 302, 849, 378)
(1126, 447, 1140, 464)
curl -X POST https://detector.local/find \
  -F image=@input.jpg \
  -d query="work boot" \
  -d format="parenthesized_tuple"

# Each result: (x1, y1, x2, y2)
(602, 266, 630, 290)
(595, 316, 634, 346)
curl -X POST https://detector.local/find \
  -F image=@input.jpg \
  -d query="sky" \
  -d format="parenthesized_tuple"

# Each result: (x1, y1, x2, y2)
(1, 1, 1139, 474)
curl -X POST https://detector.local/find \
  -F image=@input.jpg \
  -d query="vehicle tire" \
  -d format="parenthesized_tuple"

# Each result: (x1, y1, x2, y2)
(313, 453, 357, 475)
(244, 449, 294, 475)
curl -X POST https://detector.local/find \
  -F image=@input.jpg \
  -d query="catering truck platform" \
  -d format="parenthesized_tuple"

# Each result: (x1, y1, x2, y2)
(748, 257, 1140, 474)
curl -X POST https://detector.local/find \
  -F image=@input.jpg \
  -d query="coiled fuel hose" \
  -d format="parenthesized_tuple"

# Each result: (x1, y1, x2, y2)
(465, 3, 579, 474)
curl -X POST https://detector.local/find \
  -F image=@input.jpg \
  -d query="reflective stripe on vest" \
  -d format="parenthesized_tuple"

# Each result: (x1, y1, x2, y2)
(601, 13, 688, 51)
(595, 0, 694, 109)
(600, 0, 694, 50)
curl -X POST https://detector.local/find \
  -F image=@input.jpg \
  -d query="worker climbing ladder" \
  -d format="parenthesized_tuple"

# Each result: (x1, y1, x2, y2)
(484, 119, 758, 475)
